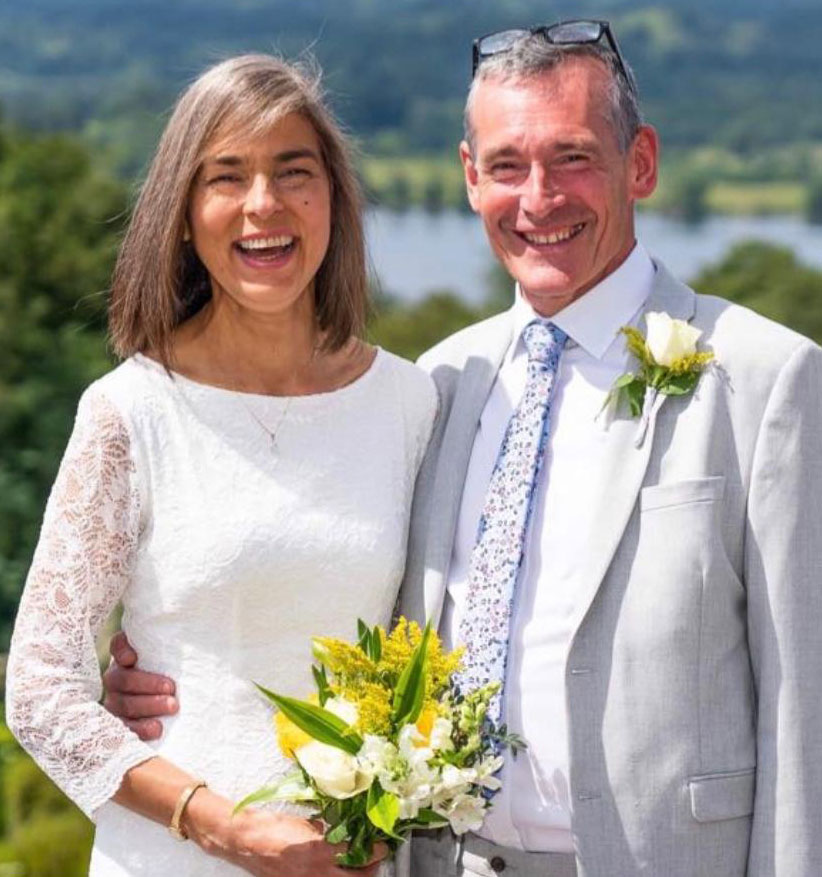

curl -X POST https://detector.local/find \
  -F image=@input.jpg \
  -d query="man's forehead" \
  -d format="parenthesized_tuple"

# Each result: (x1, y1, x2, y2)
(470, 65, 612, 149)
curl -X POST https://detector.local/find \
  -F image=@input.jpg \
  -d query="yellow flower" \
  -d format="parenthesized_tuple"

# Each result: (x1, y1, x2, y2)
(413, 707, 438, 747)
(275, 709, 314, 760)
(376, 617, 464, 719)
(313, 637, 377, 681)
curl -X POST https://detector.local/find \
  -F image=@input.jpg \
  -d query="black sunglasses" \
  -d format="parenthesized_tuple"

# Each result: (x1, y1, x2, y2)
(472, 19, 636, 93)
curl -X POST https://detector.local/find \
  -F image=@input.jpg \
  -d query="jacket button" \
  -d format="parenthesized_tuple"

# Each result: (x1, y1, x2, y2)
(490, 856, 506, 872)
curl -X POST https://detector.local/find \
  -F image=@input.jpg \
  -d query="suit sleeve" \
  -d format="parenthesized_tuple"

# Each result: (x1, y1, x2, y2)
(744, 340, 822, 875)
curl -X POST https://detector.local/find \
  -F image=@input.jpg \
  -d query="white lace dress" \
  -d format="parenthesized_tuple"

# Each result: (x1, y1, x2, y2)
(6, 349, 437, 876)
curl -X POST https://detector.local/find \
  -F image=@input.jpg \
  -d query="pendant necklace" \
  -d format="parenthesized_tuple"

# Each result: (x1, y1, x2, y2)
(239, 395, 293, 456)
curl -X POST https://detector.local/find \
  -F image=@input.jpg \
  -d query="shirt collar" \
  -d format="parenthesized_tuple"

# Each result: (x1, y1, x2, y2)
(510, 242, 655, 361)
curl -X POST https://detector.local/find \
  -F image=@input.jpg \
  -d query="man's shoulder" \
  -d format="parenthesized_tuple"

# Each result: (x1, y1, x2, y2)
(693, 291, 820, 375)
(417, 309, 512, 374)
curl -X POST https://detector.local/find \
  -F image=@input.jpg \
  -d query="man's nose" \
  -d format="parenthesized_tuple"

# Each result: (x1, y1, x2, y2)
(244, 173, 282, 217)
(520, 165, 566, 216)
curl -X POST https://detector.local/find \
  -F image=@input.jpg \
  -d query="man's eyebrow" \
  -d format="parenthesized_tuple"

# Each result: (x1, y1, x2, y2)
(479, 146, 521, 164)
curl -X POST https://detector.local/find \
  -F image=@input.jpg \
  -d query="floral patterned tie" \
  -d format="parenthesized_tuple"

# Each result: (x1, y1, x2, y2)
(457, 319, 567, 727)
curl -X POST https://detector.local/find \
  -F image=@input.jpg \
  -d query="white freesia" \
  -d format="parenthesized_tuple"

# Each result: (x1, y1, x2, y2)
(295, 740, 373, 799)
(645, 312, 702, 367)
(429, 717, 454, 753)
(473, 754, 504, 791)
(434, 792, 488, 834)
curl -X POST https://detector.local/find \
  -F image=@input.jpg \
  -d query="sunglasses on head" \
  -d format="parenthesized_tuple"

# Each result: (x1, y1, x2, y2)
(472, 19, 636, 94)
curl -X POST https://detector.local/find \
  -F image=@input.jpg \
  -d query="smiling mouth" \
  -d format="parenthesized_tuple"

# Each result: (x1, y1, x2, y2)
(234, 235, 296, 261)
(519, 223, 586, 246)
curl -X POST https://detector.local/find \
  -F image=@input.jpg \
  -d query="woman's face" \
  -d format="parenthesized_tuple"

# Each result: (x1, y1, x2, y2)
(188, 113, 332, 318)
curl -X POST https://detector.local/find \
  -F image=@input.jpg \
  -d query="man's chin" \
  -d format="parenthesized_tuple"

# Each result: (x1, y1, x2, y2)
(518, 277, 580, 317)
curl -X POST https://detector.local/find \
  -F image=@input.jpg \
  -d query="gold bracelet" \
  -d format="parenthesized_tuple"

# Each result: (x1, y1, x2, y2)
(168, 779, 207, 841)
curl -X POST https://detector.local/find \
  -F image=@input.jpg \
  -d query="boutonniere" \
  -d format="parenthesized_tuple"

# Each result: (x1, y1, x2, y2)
(603, 312, 714, 447)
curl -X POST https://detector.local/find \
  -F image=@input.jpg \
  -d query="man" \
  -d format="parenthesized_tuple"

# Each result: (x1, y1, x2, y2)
(106, 22, 822, 876)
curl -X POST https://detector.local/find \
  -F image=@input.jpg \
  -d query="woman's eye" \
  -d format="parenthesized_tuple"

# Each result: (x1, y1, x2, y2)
(206, 173, 241, 185)
(277, 167, 312, 188)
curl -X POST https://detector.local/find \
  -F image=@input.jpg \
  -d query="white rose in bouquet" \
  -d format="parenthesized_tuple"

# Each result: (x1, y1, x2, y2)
(295, 740, 373, 799)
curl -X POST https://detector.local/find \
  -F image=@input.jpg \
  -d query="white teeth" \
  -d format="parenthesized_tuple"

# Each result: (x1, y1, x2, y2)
(523, 223, 584, 245)
(238, 235, 294, 250)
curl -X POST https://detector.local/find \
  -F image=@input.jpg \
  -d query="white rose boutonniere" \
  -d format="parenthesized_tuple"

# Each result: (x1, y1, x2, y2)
(603, 311, 714, 445)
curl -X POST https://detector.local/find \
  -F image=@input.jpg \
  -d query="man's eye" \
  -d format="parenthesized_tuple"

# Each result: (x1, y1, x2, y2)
(559, 153, 588, 165)
(489, 162, 521, 177)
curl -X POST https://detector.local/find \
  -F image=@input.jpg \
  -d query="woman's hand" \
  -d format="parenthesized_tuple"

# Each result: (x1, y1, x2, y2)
(188, 795, 387, 877)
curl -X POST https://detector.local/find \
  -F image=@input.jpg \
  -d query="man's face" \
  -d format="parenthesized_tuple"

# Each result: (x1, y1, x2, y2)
(460, 58, 658, 316)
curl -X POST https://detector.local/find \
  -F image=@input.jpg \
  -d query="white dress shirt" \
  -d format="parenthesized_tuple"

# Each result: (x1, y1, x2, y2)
(441, 243, 655, 852)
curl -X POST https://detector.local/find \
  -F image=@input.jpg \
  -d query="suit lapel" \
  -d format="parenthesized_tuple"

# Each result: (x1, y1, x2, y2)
(424, 313, 514, 625)
(568, 262, 696, 638)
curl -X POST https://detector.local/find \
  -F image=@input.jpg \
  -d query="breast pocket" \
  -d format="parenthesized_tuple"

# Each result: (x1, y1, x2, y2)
(640, 475, 726, 512)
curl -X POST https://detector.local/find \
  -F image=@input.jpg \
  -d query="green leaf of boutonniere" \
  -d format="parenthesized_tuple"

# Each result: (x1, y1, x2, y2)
(604, 313, 714, 420)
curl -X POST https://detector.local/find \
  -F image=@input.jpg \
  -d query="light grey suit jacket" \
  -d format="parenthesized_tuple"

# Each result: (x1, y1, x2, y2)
(397, 261, 822, 876)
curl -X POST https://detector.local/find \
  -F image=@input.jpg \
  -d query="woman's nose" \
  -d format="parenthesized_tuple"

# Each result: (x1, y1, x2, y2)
(244, 174, 282, 217)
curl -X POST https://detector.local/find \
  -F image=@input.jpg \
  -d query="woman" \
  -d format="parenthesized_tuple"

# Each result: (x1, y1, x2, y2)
(5, 55, 436, 876)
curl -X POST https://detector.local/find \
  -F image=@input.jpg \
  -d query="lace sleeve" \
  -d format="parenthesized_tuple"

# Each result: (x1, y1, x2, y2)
(6, 387, 156, 819)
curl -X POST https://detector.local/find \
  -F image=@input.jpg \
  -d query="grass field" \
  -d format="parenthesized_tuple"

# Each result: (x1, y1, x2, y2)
(361, 154, 815, 217)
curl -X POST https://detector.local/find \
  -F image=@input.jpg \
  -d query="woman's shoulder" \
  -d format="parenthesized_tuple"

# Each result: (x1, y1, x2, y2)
(374, 348, 438, 415)
(78, 355, 173, 428)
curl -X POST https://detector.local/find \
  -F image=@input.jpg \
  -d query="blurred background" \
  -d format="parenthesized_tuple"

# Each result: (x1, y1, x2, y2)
(1, 0, 821, 872)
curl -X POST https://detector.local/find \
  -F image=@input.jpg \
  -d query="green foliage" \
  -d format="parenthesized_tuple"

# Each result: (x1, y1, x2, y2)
(0, 722, 92, 876)
(693, 241, 822, 344)
(6, 811, 92, 877)
(4, 0, 822, 181)
(368, 291, 487, 362)
(0, 127, 124, 648)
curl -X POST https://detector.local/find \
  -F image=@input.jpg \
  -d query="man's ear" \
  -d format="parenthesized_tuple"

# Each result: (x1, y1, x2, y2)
(459, 140, 481, 213)
(629, 124, 659, 202)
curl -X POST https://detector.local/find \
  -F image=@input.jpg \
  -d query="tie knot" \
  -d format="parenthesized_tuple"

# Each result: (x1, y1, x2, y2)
(522, 320, 567, 364)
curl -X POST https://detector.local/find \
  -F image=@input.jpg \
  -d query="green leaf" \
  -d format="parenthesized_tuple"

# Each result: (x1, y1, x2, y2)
(325, 820, 350, 845)
(660, 371, 699, 396)
(255, 684, 363, 755)
(312, 664, 332, 707)
(623, 379, 647, 417)
(232, 773, 317, 814)
(336, 822, 372, 867)
(613, 372, 637, 389)
(391, 621, 431, 726)
(366, 782, 402, 838)
(370, 624, 382, 662)
(357, 619, 372, 656)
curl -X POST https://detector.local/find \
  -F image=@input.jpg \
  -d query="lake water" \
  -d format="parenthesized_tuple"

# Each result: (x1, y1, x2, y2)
(366, 208, 822, 303)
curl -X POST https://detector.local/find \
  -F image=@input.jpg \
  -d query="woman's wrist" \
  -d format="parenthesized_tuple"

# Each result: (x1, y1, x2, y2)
(180, 787, 240, 858)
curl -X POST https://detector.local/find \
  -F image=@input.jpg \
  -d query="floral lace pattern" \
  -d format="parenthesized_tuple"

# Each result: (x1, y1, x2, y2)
(456, 321, 567, 726)
(6, 389, 155, 818)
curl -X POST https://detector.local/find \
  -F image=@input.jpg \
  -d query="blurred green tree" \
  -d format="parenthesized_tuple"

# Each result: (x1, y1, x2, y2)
(0, 128, 125, 648)
(693, 241, 822, 343)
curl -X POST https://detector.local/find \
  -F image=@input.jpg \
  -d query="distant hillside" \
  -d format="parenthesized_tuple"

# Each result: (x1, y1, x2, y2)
(1, 0, 820, 173)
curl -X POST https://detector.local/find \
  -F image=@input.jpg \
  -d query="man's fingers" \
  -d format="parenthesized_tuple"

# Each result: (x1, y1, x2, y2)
(109, 631, 138, 667)
(102, 664, 176, 696)
(124, 718, 165, 741)
(103, 692, 179, 721)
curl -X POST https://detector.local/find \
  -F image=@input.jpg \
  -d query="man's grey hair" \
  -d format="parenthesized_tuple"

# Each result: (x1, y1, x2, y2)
(464, 36, 643, 155)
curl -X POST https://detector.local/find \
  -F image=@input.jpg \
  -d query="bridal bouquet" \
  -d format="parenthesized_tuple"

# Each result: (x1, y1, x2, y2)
(235, 618, 523, 867)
